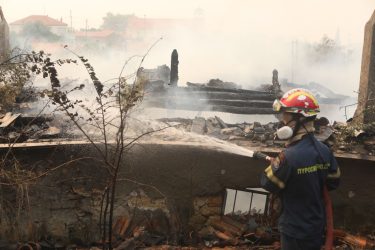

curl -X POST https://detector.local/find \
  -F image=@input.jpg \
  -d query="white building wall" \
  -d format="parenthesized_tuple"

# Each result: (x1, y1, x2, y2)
(10, 24, 67, 37)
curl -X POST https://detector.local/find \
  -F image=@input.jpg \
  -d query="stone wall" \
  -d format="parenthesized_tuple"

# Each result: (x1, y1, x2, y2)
(0, 141, 267, 243)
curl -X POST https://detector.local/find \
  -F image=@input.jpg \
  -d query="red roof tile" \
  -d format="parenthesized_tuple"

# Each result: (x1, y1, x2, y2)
(10, 15, 67, 26)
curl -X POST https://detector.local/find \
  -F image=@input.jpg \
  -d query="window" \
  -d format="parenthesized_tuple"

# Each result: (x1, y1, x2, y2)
(223, 188, 270, 216)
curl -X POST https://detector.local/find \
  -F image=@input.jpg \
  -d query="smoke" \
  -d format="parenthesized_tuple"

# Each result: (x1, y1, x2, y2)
(127, 115, 256, 159)
(137, 19, 364, 97)
(5, 0, 375, 122)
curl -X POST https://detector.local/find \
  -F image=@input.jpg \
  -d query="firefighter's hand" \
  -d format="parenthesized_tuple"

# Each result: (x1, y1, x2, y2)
(253, 151, 272, 162)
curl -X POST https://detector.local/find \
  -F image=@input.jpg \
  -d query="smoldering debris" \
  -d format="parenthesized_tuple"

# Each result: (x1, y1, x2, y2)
(0, 112, 75, 143)
(1, 106, 373, 159)
(157, 116, 283, 145)
(8, 199, 375, 249)
(157, 116, 375, 158)
(139, 64, 277, 115)
(187, 79, 241, 90)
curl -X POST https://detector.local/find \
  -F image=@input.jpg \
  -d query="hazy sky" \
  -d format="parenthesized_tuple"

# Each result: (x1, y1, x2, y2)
(1, 0, 374, 43)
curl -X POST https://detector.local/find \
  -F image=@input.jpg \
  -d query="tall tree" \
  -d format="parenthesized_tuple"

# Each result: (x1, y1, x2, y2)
(101, 12, 131, 31)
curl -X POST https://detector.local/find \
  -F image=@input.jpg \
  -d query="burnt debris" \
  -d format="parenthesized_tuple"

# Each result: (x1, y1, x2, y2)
(0, 112, 68, 143)
(143, 84, 276, 115)
(158, 116, 375, 159)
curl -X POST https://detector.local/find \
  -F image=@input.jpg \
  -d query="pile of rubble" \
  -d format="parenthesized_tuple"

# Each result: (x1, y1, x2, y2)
(0, 112, 88, 144)
(105, 215, 282, 250)
(9, 216, 375, 250)
(0, 112, 66, 143)
(196, 214, 280, 249)
(186, 79, 241, 90)
(332, 121, 375, 155)
(158, 116, 375, 157)
(195, 214, 375, 249)
(158, 116, 280, 145)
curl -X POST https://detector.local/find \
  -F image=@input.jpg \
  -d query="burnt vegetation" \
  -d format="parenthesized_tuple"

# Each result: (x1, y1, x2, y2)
(0, 41, 172, 249)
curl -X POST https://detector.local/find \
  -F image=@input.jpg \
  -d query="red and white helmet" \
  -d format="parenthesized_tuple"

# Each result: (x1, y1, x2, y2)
(273, 88, 320, 117)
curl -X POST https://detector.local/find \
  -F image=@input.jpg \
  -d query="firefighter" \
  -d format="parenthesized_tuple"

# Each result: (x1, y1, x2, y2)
(261, 88, 340, 250)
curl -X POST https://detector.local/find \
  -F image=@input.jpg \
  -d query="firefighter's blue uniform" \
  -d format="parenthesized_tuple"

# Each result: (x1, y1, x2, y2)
(261, 133, 340, 250)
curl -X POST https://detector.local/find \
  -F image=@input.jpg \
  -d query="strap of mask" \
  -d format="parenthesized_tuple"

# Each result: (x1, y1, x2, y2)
(292, 116, 307, 137)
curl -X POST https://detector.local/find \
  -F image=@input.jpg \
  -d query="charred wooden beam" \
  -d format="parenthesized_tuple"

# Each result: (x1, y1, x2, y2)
(185, 84, 273, 95)
(147, 86, 275, 101)
(203, 92, 274, 101)
(170, 49, 179, 86)
(144, 100, 275, 114)
(208, 99, 272, 108)
(210, 105, 275, 114)
(144, 84, 276, 114)
(145, 98, 272, 109)
(272, 69, 282, 97)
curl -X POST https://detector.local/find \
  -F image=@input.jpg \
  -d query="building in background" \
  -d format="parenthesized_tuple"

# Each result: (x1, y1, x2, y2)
(10, 15, 68, 36)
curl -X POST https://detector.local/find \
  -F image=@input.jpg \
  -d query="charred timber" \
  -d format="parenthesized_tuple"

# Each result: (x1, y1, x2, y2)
(145, 99, 272, 109)
(144, 85, 276, 114)
(170, 49, 179, 86)
(144, 101, 275, 114)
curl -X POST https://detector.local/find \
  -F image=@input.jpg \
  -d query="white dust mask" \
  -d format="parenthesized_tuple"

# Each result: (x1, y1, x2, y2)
(276, 126, 294, 140)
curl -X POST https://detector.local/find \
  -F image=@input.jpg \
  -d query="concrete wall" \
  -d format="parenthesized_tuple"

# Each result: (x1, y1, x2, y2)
(0, 141, 373, 242)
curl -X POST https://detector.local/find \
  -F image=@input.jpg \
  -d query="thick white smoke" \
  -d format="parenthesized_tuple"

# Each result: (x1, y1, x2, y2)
(3, 0, 375, 122)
